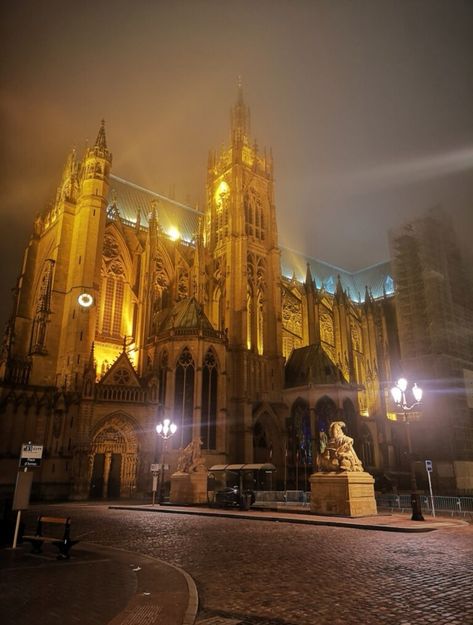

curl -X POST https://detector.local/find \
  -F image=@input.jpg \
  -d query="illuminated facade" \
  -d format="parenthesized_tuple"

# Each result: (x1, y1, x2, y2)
(1, 89, 472, 499)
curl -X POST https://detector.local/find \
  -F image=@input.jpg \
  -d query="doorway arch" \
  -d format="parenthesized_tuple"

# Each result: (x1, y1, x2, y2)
(88, 413, 139, 499)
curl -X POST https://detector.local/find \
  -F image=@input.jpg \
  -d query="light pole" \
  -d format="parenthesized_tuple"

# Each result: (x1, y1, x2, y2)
(155, 418, 177, 505)
(390, 377, 424, 521)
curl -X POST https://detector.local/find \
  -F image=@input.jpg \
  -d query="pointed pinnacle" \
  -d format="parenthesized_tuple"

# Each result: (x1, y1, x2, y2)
(95, 119, 107, 150)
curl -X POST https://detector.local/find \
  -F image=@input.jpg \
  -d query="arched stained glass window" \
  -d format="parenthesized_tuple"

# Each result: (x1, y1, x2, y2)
(201, 350, 218, 450)
(360, 425, 374, 467)
(174, 347, 195, 448)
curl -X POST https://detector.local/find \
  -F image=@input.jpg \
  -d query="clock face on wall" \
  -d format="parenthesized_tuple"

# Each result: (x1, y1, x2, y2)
(77, 292, 94, 308)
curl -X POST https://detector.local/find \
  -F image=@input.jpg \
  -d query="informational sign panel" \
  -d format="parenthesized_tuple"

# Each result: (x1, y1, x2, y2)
(150, 463, 169, 472)
(19, 443, 43, 468)
(425, 460, 433, 473)
(12, 471, 34, 511)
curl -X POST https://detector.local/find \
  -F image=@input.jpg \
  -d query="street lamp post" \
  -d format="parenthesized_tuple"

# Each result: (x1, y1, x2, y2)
(155, 418, 177, 505)
(390, 377, 424, 521)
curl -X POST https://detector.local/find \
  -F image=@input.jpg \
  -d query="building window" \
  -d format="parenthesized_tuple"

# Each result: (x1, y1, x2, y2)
(360, 425, 374, 467)
(244, 188, 265, 241)
(246, 288, 252, 349)
(257, 291, 264, 355)
(174, 347, 195, 448)
(288, 399, 312, 468)
(201, 350, 218, 450)
(30, 259, 55, 354)
(101, 276, 124, 337)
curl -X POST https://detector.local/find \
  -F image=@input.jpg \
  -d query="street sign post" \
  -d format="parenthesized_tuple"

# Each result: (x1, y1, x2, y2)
(151, 464, 161, 506)
(425, 460, 435, 517)
(13, 443, 43, 548)
(150, 463, 170, 505)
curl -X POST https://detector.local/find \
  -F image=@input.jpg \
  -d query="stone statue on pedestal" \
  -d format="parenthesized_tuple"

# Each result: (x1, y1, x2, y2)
(311, 421, 376, 516)
(176, 438, 207, 473)
(171, 438, 208, 505)
(317, 421, 364, 473)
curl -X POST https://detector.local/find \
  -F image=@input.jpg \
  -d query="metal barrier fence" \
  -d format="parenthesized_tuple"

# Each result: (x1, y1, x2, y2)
(254, 491, 473, 516)
(254, 490, 310, 507)
(376, 494, 473, 516)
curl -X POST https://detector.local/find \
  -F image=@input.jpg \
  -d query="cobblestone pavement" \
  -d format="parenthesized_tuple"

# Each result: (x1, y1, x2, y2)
(21, 503, 473, 625)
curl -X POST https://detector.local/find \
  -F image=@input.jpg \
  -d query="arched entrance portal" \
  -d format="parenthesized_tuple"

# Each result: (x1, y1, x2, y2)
(88, 414, 139, 499)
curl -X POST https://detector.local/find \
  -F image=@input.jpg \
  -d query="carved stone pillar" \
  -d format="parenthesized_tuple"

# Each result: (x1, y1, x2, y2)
(102, 451, 112, 498)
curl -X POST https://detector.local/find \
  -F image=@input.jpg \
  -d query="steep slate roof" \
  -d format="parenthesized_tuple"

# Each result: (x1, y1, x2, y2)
(108, 175, 393, 301)
(285, 344, 348, 388)
(108, 174, 201, 242)
(156, 297, 215, 333)
(280, 248, 393, 302)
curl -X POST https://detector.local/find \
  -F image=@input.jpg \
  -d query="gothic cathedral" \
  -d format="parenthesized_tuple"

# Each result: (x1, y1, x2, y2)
(0, 87, 433, 499)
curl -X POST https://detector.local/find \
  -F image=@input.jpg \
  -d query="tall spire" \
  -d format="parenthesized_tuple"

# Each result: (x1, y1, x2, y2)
(304, 262, 315, 293)
(95, 119, 107, 150)
(231, 77, 251, 143)
(91, 119, 111, 161)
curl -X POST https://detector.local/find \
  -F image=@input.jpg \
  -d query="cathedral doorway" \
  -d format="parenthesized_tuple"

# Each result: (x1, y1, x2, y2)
(89, 452, 123, 499)
(88, 414, 139, 499)
(90, 453, 105, 498)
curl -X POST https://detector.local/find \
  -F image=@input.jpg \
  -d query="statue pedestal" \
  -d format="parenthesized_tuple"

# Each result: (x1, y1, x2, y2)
(309, 471, 377, 517)
(170, 470, 208, 505)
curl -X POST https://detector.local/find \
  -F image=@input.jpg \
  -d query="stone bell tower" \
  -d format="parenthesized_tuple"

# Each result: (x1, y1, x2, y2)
(55, 121, 112, 388)
(206, 83, 284, 459)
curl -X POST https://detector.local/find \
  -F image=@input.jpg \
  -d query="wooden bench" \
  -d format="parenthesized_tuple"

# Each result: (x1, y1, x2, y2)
(23, 515, 79, 559)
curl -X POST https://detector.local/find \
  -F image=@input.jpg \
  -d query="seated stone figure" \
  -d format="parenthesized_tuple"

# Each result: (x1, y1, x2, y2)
(317, 421, 364, 473)
(176, 438, 206, 473)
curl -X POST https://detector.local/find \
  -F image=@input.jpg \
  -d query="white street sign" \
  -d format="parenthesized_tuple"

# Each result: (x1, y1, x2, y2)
(20, 444, 43, 459)
(19, 443, 43, 468)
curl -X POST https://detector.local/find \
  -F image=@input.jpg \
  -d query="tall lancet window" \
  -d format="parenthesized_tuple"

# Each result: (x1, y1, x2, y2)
(201, 349, 218, 450)
(215, 180, 229, 244)
(30, 259, 55, 354)
(211, 286, 221, 330)
(173, 347, 195, 448)
(100, 233, 126, 338)
(246, 288, 253, 350)
(101, 275, 124, 337)
(256, 291, 264, 355)
(244, 188, 266, 241)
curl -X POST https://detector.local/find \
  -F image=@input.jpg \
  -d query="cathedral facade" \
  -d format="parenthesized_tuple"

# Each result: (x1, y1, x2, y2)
(1, 89, 472, 499)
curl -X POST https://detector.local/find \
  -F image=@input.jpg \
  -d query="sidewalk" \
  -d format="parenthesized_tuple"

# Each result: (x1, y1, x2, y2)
(109, 503, 469, 532)
(0, 541, 198, 625)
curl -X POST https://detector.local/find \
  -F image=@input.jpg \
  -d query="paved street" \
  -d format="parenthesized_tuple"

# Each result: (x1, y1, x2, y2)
(14, 504, 473, 624)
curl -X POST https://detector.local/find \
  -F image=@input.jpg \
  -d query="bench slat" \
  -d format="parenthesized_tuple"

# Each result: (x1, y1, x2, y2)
(24, 516, 78, 558)
(23, 536, 60, 543)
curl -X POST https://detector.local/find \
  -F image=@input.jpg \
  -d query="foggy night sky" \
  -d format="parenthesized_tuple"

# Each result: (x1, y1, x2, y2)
(1, 0, 472, 326)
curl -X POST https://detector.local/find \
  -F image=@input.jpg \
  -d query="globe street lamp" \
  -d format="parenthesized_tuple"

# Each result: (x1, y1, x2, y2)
(390, 378, 424, 521)
(155, 418, 177, 505)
